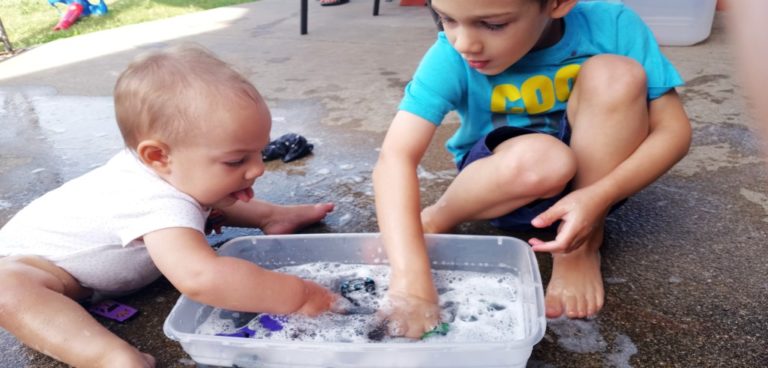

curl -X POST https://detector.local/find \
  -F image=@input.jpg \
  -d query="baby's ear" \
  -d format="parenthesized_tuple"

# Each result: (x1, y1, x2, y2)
(136, 140, 171, 173)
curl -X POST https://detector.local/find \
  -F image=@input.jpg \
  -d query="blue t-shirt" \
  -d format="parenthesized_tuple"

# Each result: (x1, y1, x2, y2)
(399, 1, 684, 165)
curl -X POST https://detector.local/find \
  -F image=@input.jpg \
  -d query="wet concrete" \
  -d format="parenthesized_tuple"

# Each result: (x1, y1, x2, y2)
(0, 0, 766, 366)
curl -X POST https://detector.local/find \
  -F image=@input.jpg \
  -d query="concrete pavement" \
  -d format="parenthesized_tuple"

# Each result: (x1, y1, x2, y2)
(1, 0, 766, 366)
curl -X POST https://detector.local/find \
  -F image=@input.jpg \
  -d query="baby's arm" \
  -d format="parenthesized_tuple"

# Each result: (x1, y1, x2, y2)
(373, 110, 442, 338)
(531, 90, 691, 252)
(144, 227, 335, 316)
(214, 198, 334, 236)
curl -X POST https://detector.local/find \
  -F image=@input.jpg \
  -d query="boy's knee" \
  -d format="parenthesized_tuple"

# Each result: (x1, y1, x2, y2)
(495, 135, 576, 195)
(578, 55, 647, 100)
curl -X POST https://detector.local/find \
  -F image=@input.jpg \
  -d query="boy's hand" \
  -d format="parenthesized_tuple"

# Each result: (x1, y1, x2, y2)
(528, 187, 611, 253)
(380, 290, 441, 339)
(295, 280, 337, 317)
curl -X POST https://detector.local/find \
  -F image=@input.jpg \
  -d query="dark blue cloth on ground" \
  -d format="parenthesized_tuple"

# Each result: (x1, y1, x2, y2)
(262, 133, 314, 162)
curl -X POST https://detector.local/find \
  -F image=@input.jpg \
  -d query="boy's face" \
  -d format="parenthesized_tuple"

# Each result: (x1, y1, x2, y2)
(431, 0, 559, 76)
(163, 97, 271, 208)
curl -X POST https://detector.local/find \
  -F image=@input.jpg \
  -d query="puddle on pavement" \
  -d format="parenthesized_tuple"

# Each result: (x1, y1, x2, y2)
(1, 86, 122, 178)
(546, 317, 638, 368)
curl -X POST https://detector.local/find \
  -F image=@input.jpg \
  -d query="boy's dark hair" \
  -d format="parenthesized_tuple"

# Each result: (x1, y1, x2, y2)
(428, 0, 553, 31)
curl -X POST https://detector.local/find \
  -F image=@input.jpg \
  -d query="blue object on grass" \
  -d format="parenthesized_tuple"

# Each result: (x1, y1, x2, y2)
(47, 0, 108, 17)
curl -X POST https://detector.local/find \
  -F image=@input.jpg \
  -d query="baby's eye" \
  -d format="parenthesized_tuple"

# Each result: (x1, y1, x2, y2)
(482, 21, 507, 31)
(224, 158, 246, 167)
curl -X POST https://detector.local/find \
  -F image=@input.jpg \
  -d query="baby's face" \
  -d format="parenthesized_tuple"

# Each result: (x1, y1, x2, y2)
(165, 98, 272, 208)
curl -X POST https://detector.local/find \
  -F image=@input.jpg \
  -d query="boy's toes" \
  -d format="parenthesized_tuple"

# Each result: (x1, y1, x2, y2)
(570, 298, 589, 318)
(552, 291, 603, 319)
(545, 293, 564, 318)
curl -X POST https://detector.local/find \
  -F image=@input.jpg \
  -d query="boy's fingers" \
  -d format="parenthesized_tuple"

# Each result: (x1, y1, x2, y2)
(554, 223, 578, 250)
(530, 241, 564, 253)
(529, 237, 561, 252)
(531, 222, 578, 253)
(531, 205, 566, 228)
(528, 237, 544, 246)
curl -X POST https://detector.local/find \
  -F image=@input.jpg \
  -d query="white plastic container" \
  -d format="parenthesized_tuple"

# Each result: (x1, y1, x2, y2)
(163, 233, 546, 368)
(622, 0, 717, 46)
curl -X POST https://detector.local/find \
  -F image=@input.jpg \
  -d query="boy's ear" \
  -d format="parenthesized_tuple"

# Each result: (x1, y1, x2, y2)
(549, 0, 578, 19)
(136, 140, 171, 174)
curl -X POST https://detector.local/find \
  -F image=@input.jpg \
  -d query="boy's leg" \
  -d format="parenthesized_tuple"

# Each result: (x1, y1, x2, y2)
(422, 133, 577, 233)
(546, 55, 650, 318)
(0, 256, 155, 368)
(221, 199, 334, 234)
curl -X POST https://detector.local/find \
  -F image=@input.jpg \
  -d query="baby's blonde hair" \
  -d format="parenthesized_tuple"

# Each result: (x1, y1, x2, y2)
(114, 44, 263, 149)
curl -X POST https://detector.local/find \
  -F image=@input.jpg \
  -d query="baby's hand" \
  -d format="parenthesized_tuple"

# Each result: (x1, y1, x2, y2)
(380, 291, 441, 339)
(295, 280, 337, 316)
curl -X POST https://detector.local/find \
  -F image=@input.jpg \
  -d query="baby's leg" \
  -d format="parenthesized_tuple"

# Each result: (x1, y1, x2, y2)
(422, 133, 577, 233)
(223, 198, 334, 234)
(0, 256, 155, 368)
(546, 55, 649, 318)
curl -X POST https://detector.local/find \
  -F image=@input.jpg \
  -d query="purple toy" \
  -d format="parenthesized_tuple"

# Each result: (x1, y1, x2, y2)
(216, 314, 286, 338)
(87, 300, 138, 322)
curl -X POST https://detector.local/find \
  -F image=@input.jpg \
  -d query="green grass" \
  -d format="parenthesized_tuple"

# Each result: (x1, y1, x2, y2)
(0, 0, 255, 50)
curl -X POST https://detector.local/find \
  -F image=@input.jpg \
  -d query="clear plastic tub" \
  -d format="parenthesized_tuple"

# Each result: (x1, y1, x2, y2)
(163, 233, 546, 368)
(622, 0, 717, 46)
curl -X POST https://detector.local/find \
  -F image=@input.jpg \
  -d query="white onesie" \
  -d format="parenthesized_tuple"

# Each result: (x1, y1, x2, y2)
(0, 149, 208, 295)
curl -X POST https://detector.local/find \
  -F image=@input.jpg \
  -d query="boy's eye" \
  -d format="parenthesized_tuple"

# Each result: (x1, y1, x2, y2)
(439, 15, 455, 25)
(482, 21, 507, 31)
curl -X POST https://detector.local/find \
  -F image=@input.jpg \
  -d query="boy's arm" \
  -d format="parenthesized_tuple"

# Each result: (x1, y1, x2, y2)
(143, 227, 335, 316)
(531, 90, 691, 252)
(373, 110, 441, 338)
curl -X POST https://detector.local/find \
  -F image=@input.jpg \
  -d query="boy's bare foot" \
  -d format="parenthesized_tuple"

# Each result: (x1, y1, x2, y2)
(544, 231, 604, 319)
(261, 203, 334, 234)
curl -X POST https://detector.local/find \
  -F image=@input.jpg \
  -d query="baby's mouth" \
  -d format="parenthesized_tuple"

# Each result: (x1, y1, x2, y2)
(230, 187, 254, 202)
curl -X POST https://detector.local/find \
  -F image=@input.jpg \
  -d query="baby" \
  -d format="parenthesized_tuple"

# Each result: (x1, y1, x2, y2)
(0, 44, 337, 367)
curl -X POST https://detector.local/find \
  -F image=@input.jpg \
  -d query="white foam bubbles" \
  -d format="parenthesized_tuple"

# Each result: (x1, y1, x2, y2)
(196, 263, 525, 344)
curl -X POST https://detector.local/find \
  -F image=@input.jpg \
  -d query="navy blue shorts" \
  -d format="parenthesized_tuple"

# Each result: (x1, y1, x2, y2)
(457, 114, 571, 231)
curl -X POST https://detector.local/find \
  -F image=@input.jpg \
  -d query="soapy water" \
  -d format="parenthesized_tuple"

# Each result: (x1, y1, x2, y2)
(196, 263, 525, 343)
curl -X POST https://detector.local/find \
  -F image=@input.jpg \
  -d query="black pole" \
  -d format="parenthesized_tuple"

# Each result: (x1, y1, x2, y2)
(0, 17, 13, 53)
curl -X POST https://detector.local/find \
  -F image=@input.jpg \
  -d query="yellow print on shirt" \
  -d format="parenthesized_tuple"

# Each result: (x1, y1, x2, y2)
(490, 64, 581, 115)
